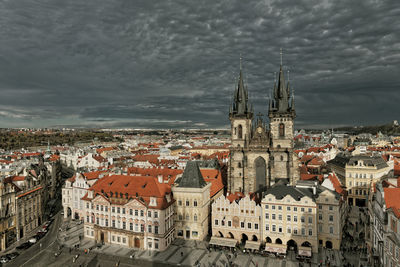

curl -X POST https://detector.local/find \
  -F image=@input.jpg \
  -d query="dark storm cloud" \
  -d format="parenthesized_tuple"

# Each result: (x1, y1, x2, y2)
(0, 0, 399, 128)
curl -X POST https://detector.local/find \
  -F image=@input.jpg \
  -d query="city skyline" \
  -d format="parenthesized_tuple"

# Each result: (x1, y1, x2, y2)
(0, 0, 399, 129)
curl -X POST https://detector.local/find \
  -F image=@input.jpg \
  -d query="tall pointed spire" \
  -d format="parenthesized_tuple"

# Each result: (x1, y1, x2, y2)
(269, 49, 295, 116)
(230, 55, 252, 118)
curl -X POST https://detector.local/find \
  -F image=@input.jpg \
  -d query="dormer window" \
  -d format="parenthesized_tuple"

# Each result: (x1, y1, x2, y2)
(150, 197, 157, 206)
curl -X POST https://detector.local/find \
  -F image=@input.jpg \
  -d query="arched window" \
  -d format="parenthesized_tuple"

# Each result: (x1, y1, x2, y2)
(194, 214, 198, 221)
(238, 125, 243, 139)
(238, 162, 242, 168)
(280, 156, 284, 161)
(279, 123, 285, 137)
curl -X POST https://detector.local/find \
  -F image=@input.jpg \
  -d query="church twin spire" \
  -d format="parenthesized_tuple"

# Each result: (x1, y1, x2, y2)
(230, 56, 253, 119)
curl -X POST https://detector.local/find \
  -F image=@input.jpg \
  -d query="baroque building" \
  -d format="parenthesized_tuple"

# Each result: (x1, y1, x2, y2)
(228, 61, 299, 194)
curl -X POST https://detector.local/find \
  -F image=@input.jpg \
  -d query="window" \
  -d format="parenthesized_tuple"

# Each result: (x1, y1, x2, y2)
(278, 214, 282, 220)
(238, 124, 243, 139)
(318, 205, 322, 209)
(101, 205, 103, 211)
(265, 204, 269, 209)
(272, 214, 276, 220)
(96, 205, 99, 211)
(266, 225, 269, 231)
(301, 228, 305, 235)
(194, 214, 198, 221)
(309, 228, 313, 236)
(154, 211, 158, 218)
(265, 213, 269, 219)
(135, 209, 138, 216)
(117, 207, 120, 213)
(130, 222, 133, 231)
(155, 226, 159, 234)
(140, 224, 144, 232)
(178, 200, 182, 206)
(123, 237, 126, 244)
(194, 200, 198, 207)
(329, 215, 334, 222)
(255, 223, 258, 230)
(308, 217, 312, 224)
(148, 225, 152, 233)
(329, 206, 333, 211)
(308, 208, 312, 213)
(294, 207, 297, 212)
(122, 208, 125, 214)
(287, 207, 291, 211)
(86, 216, 89, 223)
(287, 215, 291, 221)
(301, 216, 305, 223)
(148, 211, 152, 217)
(155, 242, 159, 249)
(301, 207, 304, 212)
(112, 220, 115, 228)
(330, 226, 334, 234)
(272, 225, 276, 232)
(106, 219, 108, 227)
(129, 209, 133, 215)
(279, 123, 285, 137)
(86, 203, 89, 209)
(186, 200, 190, 206)
(215, 220, 218, 226)
(294, 216, 298, 222)
(278, 206, 282, 210)
(248, 223, 252, 229)
(241, 222, 244, 228)
(272, 205, 275, 210)
(319, 214, 322, 220)
(287, 227, 291, 233)
(105, 206, 108, 212)
(123, 222, 126, 229)
(178, 214, 183, 220)
(294, 228, 298, 235)
(140, 210, 144, 217)
(228, 221, 232, 227)
(135, 224, 139, 232)
(279, 226, 282, 233)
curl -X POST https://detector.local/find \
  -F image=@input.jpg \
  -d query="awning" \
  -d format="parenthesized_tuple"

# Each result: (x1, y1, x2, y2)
(244, 240, 261, 250)
(209, 236, 237, 248)
(265, 243, 287, 254)
(298, 246, 312, 257)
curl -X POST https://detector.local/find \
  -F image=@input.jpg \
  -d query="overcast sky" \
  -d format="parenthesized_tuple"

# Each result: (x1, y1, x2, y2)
(0, 0, 399, 129)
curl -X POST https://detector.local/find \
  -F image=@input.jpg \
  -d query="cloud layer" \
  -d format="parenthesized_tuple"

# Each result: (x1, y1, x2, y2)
(0, 0, 399, 128)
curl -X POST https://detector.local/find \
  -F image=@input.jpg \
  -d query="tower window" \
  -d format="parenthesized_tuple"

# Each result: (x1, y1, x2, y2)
(238, 125, 243, 139)
(238, 162, 242, 168)
(280, 156, 284, 161)
(279, 123, 285, 137)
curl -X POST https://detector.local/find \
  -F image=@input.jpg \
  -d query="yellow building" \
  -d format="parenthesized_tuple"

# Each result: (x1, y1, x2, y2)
(329, 154, 391, 206)
(173, 161, 211, 240)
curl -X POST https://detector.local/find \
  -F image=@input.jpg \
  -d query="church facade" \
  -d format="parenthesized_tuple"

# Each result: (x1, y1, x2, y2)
(228, 62, 300, 194)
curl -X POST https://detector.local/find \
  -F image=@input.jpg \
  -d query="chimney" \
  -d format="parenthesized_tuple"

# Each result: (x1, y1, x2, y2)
(157, 175, 163, 183)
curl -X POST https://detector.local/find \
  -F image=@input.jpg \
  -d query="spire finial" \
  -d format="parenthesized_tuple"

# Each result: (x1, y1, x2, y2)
(280, 48, 283, 66)
(240, 53, 242, 70)
(288, 70, 290, 82)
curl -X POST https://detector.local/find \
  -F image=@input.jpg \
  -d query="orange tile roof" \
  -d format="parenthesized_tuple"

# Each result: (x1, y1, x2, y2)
(12, 176, 26, 182)
(201, 169, 224, 198)
(226, 192, 245, 203)
(328, 173, 344, 195)
(96, 147, 115, 154)
(17, 186, 42, 198)
(384, 188, 400, 217)
(84, 175, 173, 209)
(83, 170, 109, 180)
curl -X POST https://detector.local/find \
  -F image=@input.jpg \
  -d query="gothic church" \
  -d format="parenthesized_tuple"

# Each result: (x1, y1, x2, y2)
(228, 61, 300, 194)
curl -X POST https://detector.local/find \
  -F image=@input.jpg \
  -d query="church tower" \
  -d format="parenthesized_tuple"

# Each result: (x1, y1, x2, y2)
(228, 63, 253, 193)
(268, 59, 296, 183)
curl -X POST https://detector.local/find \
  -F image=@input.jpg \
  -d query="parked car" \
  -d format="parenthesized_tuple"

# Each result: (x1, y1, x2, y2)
(16, 242, 32, 250)
(0, 255, 9, 263)
(28, 237, 37, 244)
(7, 252, 19, 260)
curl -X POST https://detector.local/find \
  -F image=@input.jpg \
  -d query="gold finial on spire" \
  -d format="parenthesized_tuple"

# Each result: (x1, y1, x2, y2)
(280, 48, 283, 66)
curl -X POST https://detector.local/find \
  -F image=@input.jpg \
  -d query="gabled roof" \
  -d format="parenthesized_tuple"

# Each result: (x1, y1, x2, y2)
(176, 161, 207, 188)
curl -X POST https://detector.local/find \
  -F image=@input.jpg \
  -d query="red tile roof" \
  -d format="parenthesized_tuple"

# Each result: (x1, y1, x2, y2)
(201, 169, 224, 198)
(328, 172, 344, 195)
(384, 188, 400, 218)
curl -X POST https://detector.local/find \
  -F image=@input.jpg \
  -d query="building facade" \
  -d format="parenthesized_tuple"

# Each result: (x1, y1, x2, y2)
(0, 178, 17, 251)
(173, 161, 211, 240)
(228, 63, 299, 195)
(82, 175, 174, 251)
